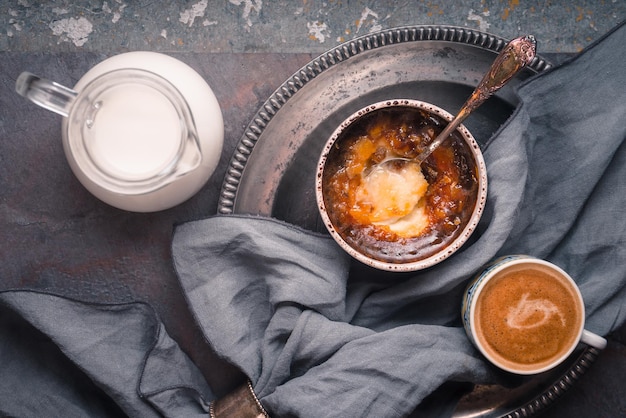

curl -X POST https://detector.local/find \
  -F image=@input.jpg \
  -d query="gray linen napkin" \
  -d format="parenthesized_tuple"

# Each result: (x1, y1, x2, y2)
(0, 291, 213, 417)
(171, 21, 626, 417)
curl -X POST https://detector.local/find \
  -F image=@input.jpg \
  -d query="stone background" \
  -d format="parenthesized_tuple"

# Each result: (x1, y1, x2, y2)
(1, 1, 625, 417)
(2, 0, 624, 54)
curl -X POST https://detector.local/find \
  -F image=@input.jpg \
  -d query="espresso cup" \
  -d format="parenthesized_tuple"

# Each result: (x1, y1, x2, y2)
(16, 52, 223, 212)
(315, 99, 487, 272)
(462, 255, 606, 375)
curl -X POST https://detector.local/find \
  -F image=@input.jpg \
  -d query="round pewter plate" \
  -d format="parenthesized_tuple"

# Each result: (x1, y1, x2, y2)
(218, 25, 598, 417)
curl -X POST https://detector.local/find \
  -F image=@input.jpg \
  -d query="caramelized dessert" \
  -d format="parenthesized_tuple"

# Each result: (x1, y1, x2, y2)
(321, 106, 479, 263)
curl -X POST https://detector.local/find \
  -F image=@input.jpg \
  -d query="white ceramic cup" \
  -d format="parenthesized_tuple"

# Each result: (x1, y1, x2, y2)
(16, 52, 223, 212)
(462, 255, 606, 375)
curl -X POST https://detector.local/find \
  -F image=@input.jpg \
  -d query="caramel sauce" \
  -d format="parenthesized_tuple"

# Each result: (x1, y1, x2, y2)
(322, 107, 479, 263)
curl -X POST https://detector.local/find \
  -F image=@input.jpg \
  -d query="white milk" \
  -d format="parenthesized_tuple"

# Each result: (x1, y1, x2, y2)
(61, 51, 224, 212)
(88, 84, 181, 180)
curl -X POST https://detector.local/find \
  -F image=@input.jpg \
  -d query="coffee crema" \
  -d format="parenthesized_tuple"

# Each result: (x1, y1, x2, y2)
(474, 265, 583, 372)
(321, 106, 479, 263)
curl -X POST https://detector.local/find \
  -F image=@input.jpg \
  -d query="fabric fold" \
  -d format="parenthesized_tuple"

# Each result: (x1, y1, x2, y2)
(171, 215, 352, 387)
(172, 216, 499, 417)
(0, 290, 214, 418)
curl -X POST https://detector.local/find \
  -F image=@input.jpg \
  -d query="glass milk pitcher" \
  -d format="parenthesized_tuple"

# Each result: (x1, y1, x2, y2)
(16, 52, 223, 212)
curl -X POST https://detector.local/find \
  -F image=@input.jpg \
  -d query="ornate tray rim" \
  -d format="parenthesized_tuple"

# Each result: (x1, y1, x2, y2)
(216, 25, 597, 418)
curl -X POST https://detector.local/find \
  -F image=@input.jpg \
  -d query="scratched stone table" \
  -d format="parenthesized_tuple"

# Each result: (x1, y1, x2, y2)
(1, 1, 625, 417)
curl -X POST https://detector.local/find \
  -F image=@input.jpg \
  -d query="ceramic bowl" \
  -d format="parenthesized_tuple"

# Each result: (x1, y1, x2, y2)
(316, 99, 487, 272)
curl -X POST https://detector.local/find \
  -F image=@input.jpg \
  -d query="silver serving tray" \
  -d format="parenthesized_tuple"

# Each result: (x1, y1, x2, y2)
(218, 25, 598, 417)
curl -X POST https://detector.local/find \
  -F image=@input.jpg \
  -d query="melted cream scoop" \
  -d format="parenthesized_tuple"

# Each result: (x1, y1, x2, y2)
(352, 162, 429, 237)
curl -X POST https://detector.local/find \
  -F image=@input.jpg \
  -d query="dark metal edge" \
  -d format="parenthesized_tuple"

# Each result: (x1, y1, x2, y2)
(501, 347, 600, 418)
(216, 25, 551, 214)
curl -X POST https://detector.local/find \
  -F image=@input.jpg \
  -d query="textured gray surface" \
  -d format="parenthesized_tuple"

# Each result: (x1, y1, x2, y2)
(1, 0, 625, 53)
(1, 1, 625, 417)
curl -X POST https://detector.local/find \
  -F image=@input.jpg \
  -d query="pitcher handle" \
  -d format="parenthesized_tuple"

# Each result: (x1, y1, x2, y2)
(15, 72, 77, 117)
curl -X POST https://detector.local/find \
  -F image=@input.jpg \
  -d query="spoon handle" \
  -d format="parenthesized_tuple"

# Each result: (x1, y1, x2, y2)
(418, 35, 537, 162)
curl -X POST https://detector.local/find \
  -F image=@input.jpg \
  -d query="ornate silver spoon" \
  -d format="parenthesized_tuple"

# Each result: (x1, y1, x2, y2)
(366, 34, 537, 177)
